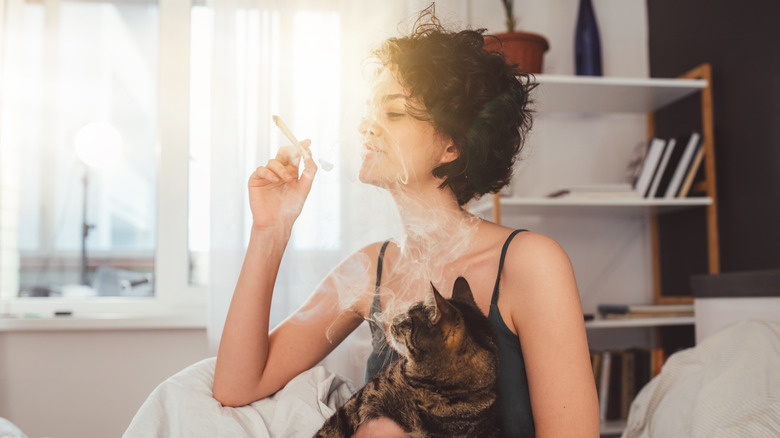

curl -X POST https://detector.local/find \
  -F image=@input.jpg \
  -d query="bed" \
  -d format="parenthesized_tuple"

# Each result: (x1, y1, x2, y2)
(622, 269, 780, 438)
(120, 270, 780, 437)
(123, 361, 356, 437)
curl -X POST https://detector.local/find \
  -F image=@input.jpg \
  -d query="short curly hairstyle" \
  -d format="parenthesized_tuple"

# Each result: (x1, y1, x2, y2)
(373, 6, 536, 205)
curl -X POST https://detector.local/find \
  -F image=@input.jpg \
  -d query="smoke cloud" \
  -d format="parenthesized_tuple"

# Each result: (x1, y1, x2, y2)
(290, 65, 482, 350)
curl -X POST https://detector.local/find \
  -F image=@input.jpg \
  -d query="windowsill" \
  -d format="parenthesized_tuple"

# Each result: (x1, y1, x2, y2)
(0, 309, 207, 332)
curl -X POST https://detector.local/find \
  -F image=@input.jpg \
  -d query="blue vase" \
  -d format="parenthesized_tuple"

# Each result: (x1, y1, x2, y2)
(575, 0, 602, 76)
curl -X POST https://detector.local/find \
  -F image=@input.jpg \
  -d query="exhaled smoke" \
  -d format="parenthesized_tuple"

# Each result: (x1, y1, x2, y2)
(371, 191, 479, 331)
(294, 65, 482, 349)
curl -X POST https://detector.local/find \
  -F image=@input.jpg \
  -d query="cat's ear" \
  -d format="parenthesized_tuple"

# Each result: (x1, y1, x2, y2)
(451, 276, 477, 307)
(429, 283, 454, 324)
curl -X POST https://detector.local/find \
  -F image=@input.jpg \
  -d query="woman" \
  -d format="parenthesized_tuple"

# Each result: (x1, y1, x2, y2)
(213, 8, 599, 437)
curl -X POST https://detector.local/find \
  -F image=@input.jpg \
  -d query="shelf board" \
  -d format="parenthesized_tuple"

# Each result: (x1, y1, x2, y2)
(469, 196, 712, 217)
(532, 74, 707, 114)
(586, 315, 695, 329)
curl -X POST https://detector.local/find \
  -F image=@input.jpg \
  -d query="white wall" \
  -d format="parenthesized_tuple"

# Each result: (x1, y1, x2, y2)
(0, 328, 209, 438)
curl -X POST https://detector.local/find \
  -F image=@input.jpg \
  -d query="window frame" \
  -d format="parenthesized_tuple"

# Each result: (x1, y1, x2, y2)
(2, 0, 206, 319)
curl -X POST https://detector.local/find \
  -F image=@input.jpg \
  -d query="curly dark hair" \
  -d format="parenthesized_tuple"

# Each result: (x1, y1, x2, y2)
(373, 5, 536, 205)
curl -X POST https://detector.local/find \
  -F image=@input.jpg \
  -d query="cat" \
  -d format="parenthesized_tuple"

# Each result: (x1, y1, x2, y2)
(314, 276, 501, 438)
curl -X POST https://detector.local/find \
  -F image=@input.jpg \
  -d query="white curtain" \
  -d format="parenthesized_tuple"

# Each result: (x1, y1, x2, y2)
(203, 0, 423, 385)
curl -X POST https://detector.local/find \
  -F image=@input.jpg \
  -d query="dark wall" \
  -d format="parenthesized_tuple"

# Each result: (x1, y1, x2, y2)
(648, 0, 780, 284)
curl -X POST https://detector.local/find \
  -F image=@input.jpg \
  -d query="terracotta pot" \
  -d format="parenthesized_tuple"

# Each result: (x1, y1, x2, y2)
(483, 31, 549, 74)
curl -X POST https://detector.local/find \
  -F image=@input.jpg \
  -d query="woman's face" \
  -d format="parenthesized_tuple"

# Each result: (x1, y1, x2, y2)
(358, 69, 454, 189)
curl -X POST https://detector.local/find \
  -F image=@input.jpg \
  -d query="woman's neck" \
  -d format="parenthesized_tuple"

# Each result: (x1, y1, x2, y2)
(390, 184, 479, 269)
(373, 184, 482, 313)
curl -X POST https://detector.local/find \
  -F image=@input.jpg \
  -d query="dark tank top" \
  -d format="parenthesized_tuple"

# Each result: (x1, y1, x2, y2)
(364, 230, 535, 437)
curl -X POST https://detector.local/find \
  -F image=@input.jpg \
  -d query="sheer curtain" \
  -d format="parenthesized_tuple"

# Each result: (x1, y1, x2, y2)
(203, 0, 421, 384)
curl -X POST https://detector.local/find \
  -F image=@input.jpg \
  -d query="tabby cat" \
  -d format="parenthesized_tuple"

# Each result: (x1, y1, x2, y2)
(314, 276, 501, 438)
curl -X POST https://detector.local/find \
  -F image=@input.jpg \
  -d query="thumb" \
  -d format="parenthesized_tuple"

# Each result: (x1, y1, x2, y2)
(299, 139, 317, 188)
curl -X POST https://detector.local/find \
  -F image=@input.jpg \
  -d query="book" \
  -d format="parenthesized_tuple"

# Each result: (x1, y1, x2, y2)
(598, 351, 612, 421)
(590, 347, 667, 421)
(547, 183, 640, 199)
(597, 303, 694, 320)
(628, 347, 653, 396)
(646, 138, 677, 198)
(601, 311, 694, 319)
(591, 350, 603, 399)
(632, 138, 667, 197)
(620, 350, 636, 419)
(665, 132, 702, 198)
(606, 351, 623, 420)
(597, 303, 694, 315)
(678, 141, 705, 197)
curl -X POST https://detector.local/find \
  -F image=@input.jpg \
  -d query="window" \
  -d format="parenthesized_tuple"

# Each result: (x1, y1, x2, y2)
(1, 0, 388, 321)
(1, 0, 202, 316)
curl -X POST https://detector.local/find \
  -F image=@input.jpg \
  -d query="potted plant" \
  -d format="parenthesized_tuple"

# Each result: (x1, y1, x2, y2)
(483, 0, 549, 73)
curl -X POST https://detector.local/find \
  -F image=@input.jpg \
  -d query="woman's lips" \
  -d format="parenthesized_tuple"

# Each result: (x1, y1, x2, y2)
(364, 142, 381, 152)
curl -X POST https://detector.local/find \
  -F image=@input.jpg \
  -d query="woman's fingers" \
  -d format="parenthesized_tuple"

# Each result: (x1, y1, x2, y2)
(250, 139, 317, 188)
(265, 158, 295, 182)
(249, 166, 282, 186)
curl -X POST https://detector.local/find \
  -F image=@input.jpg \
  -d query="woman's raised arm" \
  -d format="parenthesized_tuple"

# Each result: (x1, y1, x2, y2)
(212, 141, 372, 406)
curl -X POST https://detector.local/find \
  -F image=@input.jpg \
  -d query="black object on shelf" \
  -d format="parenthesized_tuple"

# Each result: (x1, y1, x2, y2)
(574, 0, 603, 76)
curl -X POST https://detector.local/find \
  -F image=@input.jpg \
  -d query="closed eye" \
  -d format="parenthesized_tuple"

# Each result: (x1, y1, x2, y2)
(385, 112, 404, 119)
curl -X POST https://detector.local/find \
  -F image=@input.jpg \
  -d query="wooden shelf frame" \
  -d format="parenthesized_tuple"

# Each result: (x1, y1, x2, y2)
(649, 63, 720, 304)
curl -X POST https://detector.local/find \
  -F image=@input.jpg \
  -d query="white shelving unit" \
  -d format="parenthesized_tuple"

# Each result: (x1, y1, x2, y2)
(474, 70, 717, 437)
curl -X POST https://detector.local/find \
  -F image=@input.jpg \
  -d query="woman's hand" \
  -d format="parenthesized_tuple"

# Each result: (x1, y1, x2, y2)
(248, 140, 317, 230)
(352, 417, 408, 437)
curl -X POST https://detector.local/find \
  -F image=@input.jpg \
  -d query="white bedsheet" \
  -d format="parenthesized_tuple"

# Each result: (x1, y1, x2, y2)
(623, 319, 780, 438)
(0, 418, 27, 438)
(124, 358, 356, 438)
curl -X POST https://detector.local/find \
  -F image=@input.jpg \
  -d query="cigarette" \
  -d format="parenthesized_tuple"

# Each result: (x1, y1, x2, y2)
(272, 115, 311, 161)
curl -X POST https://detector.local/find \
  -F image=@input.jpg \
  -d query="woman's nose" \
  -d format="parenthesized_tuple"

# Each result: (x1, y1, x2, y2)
(358, 117, 378, 137)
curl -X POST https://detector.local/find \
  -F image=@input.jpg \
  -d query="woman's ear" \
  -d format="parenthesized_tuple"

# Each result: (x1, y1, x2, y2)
(439, 143, 459, 165)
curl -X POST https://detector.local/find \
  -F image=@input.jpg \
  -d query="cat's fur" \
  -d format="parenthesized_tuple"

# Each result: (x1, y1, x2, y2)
(314, 277, 501, 438)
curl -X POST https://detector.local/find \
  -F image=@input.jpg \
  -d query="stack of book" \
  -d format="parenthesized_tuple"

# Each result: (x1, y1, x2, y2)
(632, 132, 704, 199)
(591, 347, 666, 422)
(546, 131, 704, 200)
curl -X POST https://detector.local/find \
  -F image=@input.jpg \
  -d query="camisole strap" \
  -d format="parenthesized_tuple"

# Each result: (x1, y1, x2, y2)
(370, 241, 391, 314)
(491, 229, 527, 305)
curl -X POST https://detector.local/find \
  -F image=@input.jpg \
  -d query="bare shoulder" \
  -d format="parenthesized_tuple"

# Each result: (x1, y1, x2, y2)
(325, 240, 394, 319)
(503, 231, 574, 278)
(498, 231, 579, 328)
